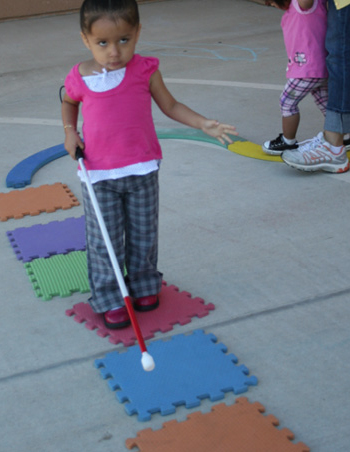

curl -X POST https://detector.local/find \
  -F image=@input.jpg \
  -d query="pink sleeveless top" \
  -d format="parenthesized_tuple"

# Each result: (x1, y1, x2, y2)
(281, 0, 328, 78)
(64, 55, 162, 171)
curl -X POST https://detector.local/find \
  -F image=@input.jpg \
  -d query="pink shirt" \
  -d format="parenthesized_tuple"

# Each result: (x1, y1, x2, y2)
(281, 0, 328, 78)
(64, 55, 163, 171)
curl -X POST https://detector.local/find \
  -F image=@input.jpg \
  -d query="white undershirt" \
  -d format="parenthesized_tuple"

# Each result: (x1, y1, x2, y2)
(79, 67, 159, 184)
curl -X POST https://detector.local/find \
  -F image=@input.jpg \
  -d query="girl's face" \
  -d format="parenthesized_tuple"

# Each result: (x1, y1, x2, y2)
(81, 17, 141, 72)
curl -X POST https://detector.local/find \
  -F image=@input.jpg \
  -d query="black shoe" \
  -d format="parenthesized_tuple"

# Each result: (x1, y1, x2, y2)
(344, 137, 350, 151)
(262, 134, 298, 155)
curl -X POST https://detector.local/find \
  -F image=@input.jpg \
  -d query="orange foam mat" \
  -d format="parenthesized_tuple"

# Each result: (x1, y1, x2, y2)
(0, 183, 79, 221)
(126, 398, 310, 452)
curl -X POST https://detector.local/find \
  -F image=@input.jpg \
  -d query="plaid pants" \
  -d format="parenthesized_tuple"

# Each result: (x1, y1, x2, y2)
(81, 171, 163, 313)
(280, 78, 328, 117)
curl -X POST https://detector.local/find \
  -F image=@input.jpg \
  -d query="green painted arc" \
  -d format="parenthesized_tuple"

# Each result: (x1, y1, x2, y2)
(6, 129, 245, 189)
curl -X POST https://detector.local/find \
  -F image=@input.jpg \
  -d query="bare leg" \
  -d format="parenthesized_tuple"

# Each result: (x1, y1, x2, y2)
(324, 130, 343, 147)
(282, 114, 300, 140)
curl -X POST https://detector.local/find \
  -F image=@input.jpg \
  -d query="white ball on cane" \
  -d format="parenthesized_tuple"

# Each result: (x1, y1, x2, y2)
(141, 352, 155, 372)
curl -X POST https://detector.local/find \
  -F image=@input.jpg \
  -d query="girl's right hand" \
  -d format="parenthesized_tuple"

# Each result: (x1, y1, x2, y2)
(202, 119, 238, 145)
(64, 129, 84, 160)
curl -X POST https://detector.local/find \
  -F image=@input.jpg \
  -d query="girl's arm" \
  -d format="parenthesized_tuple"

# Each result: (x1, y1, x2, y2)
(150, 70, 237, 145)
(61, 93, 84, 159)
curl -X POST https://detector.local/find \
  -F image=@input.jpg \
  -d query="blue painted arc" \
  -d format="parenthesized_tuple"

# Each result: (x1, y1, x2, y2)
(6, 143, 68, 188)
(6, 130, 244, 189)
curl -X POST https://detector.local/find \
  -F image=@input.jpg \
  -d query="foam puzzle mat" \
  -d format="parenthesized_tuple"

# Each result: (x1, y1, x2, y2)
(66, 281, 215, 346)
(24, 251, 89, 300)
(126, 397, 310, 452)
(95, 330, 258, 421)
(7, 216, 85, 262)
(0, 183, 79, 221)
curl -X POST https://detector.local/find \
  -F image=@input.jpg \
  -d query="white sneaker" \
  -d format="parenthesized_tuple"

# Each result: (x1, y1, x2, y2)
(281, 132, 349, 173)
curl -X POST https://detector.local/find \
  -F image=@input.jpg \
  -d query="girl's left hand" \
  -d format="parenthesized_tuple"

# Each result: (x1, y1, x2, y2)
(202, 120, 238, 145)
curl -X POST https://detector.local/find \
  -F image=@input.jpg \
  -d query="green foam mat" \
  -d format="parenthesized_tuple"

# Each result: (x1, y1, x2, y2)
(24, 251, 89, 300)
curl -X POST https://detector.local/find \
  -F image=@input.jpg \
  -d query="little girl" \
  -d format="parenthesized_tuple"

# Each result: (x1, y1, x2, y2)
(262, 0, 328, 155)
(62, 0, 237, 329)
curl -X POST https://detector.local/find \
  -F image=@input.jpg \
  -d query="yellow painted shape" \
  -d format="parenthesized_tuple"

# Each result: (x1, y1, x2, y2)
(228, 141, 283, 162)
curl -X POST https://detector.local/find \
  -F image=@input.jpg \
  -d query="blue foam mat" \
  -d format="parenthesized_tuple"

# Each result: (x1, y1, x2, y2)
(95, 329, 258, 421)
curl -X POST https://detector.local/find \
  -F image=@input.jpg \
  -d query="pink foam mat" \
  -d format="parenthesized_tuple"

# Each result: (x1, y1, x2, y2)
(65, 281, 215, 346)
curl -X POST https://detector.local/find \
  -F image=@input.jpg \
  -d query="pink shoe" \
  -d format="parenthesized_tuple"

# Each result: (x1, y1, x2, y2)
(103, 306, 131, 329)
(134, 295, 159, 312)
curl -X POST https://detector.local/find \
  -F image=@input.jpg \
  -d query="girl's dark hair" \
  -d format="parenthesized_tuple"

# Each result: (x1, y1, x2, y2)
(80, 0, 140, 34)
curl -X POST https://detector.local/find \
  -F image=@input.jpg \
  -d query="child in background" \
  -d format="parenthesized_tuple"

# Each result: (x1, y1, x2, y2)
(62, 0, 237, 329)
(262, 0, 328, 155)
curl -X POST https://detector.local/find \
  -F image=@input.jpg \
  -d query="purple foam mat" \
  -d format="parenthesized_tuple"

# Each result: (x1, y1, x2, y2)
(7, 216, 85, 262)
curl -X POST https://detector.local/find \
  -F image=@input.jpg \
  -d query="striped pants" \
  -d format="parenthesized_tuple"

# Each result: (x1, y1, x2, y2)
(280, 78, 328, 117)
(82, 171, 163, 313)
